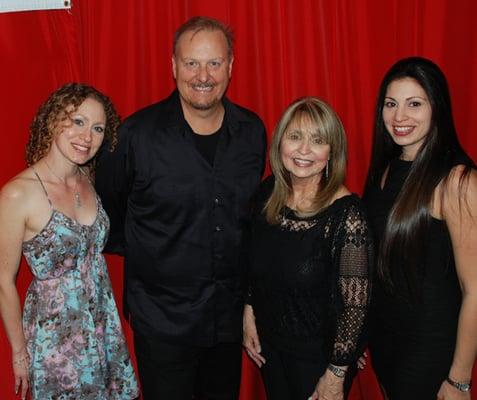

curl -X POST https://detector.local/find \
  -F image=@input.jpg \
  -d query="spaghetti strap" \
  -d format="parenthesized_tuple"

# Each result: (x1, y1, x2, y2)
(31, 166, 53, 208)
(78, 166, 94, 185)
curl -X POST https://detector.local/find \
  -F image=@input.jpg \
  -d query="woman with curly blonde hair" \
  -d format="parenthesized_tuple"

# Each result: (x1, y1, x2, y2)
(0, 83, 139, 400)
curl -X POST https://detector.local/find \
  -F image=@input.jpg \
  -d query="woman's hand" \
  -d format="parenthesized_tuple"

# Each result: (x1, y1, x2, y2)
(437, 379, 471, 400)
(243, 304, 266, 367)
(308, 367, 344, 400)
(12, 347, 29, 400)
(357, 351, 367, 370)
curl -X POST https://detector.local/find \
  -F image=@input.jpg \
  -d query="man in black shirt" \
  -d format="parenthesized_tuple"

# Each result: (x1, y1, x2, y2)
(95, 16, 266, 400)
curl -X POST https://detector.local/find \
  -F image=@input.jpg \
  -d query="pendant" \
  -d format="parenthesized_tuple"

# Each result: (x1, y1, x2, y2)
(74, 192, 82, 208)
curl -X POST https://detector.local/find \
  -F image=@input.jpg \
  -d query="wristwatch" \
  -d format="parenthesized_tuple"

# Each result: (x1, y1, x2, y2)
(327, 364, 346, 378)
(446, 377, 472, 392)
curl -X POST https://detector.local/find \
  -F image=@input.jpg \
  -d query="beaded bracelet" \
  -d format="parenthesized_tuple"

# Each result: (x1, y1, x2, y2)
(12, 356, 28, 366)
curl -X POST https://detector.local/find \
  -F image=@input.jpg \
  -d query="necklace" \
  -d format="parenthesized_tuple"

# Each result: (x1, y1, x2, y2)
(44, 160, 82, 208)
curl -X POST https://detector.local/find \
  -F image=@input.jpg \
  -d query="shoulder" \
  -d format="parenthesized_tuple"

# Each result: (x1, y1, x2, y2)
(224, 97, 266, 130)
(331, 185, 352, 202)
(331, 190, 370, 227)
(332, 186, 365, 212)
(331, 197, 373, 254)
(0, 169, 38, 217)
(121, 91, 181, 133)
(448, 163, 477, 186)
(442, 164, 477, 216)
(439, 164, 476, 198)
(122, 99, 169, 129)
(254, 175, 275, 206)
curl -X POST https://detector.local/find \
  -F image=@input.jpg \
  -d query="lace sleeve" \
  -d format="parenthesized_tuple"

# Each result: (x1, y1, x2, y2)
(330, 203, 373, 366)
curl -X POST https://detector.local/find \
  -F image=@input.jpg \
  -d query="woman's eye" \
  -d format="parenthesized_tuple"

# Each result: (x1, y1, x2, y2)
(384, 101, 396, 108)
(94, 126, 105, 134)
(73, 118, 84, 126)
(409, 101, 421, 107)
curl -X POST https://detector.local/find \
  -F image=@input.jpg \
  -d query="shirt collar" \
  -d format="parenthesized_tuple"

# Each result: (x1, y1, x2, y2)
(160, 89, 253, 136)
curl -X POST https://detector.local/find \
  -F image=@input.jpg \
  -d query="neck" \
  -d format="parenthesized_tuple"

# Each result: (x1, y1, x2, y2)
(181, 100, 225, 135)
(400, 144, 421, 161)
(288, 176, 321, 209)
(399, 152, 415, 161)
(43, 156, 79, 183)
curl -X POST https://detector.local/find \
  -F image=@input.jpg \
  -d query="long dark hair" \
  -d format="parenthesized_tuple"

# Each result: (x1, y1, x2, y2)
(365, 57, 474, 297)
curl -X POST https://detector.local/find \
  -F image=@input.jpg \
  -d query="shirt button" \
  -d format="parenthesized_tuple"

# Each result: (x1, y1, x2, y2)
(215, 226, 222, 232)
(214, 197, 220, 206)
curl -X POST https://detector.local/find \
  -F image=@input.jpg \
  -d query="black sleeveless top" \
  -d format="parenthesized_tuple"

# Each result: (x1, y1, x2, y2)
(363, 158, 462, 398)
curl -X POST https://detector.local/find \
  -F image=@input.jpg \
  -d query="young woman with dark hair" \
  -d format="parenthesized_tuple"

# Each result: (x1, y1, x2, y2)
(364, 57, 477, 399)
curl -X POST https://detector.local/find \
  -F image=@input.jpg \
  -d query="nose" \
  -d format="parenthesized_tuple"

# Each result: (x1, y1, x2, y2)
(298, 138, 311, 154)
(197, 64, 210, 82)
(80, 129, 93, 142)
(394, 105, 408, 122)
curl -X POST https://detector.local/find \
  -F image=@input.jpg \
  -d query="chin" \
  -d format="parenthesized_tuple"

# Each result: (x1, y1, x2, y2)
(190, 99, 220, 111)
(72, 155, 93, 165)
(191, 103, 215, 110)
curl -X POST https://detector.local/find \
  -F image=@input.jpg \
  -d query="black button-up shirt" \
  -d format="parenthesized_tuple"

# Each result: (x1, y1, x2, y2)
(95, 91, 266, 346)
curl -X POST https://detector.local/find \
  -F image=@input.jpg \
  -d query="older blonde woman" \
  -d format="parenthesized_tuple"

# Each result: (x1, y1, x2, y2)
(243, 97, 373, 400)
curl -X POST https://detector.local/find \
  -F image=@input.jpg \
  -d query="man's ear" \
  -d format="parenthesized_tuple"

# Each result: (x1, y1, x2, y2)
(172, 55, 177, 79)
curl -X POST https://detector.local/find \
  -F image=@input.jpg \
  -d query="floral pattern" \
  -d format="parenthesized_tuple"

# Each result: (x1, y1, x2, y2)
(22, 198, 139, 400)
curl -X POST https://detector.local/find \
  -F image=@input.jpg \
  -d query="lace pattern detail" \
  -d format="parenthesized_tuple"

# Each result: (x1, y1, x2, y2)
(330, 204, 372, 364)
(255, 197, 372, 365)
(278, 210, 318, 231)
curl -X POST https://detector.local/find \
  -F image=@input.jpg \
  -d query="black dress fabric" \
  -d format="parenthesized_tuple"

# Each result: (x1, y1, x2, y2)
(364, 159, 461, 399)
(248, 176, 373, 367)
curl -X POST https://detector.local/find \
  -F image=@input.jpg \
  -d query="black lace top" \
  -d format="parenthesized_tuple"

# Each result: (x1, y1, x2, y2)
(247, 176, 373, 365)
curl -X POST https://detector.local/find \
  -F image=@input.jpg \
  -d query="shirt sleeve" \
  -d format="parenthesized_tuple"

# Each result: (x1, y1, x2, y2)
(243, 176, 273, 307)
(95, 121, 135, 255)
(330, 202, 373, 366)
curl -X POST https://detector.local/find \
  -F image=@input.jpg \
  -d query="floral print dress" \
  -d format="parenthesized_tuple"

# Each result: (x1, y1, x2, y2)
(21, 171, 139, 400)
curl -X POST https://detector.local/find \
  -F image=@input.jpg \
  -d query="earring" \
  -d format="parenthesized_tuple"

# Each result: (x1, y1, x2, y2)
(325, 160, 329, 179)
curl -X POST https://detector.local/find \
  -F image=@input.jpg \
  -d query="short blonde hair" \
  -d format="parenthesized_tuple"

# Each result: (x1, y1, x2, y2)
(265, 97, 347, 223)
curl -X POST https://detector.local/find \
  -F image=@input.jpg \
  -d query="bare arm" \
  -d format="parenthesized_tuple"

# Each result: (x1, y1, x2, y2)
(0, 180, 30, 398)
(438, 167, 477, 400)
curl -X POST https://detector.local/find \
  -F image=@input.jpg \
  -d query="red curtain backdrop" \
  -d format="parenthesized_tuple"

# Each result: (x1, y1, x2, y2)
(1, 1, 476, 399)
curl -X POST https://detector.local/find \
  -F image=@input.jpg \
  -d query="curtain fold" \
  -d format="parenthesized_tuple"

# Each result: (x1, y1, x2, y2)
(0, 1, 476, 399)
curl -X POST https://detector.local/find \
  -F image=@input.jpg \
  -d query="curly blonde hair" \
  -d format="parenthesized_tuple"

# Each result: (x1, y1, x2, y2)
(26, 83, 120, 169)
